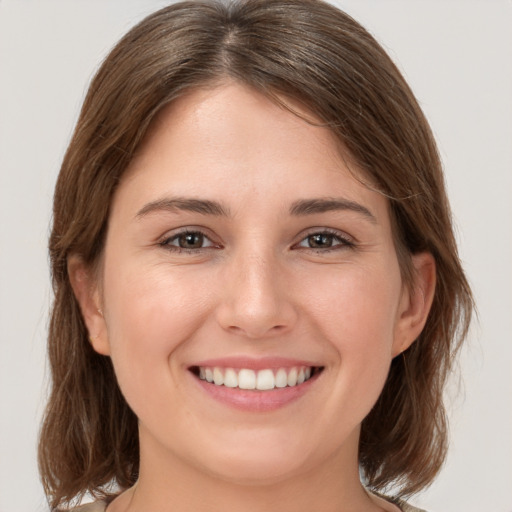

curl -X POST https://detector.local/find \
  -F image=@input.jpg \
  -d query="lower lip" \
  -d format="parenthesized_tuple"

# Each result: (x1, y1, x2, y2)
(191, 371, 321, 412)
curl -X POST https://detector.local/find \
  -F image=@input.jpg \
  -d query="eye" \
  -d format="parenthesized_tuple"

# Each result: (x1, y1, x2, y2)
(160, 230, 216, 251)
(296, 230, 355, 251)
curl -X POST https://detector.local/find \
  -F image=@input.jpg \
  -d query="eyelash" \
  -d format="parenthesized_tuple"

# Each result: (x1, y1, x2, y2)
(159, 229, 220, 254)
(158, 228, 356, 254)
(295, 228, 356, 253)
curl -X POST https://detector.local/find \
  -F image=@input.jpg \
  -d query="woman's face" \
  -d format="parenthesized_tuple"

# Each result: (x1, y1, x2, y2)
(79, 82, 430, 485)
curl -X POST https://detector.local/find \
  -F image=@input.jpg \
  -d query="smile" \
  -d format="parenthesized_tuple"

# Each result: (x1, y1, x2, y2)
(194, 366, 322, 391)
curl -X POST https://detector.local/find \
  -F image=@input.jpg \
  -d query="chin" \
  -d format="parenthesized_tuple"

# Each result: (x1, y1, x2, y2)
(203, 455, 310, 486)
(187, 429, 319, 486)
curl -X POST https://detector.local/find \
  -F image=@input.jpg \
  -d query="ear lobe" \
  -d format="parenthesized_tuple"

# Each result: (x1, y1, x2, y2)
(393, 252, 436, 357)
(67, 255, 110, 356)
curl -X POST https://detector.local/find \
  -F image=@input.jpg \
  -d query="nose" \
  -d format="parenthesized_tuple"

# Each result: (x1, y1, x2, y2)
(215, 251, 298, 339)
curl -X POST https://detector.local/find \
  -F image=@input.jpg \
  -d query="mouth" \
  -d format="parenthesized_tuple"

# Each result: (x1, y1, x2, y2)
(187, 357, 325, 411)
(189, 365, 324, 391)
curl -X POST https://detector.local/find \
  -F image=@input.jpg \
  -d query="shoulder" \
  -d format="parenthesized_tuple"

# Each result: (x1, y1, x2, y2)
(397, 500, 427, 512)
(58, 501, 107, 512)
(386, 496, 428, 512)
(58, 496, 427, 512)
(368, 490, 427, 512)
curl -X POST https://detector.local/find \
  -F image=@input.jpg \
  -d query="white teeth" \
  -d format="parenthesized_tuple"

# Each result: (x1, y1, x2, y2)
(275, 368, 288, 388)
(238, 369, 256, 390)
(256, 369, 275, 390)
(197, 365, 318, 390)
(213, 367, 224, 386)
(287, 367, 298, 386)
(224, 368, 238, 388)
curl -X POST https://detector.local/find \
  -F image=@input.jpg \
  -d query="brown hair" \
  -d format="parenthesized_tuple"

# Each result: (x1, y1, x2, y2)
(39, 0, 473, 508)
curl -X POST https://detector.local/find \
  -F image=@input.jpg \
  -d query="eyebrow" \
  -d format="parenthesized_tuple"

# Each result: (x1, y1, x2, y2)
(135, 196, 376, 223)
(289, 197, 377, 223)
(135, 197, 230, 219)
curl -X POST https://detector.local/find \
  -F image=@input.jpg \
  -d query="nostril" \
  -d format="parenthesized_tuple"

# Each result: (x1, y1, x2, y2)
(215, 283, 298, 340)
(225, 323, 290, 339)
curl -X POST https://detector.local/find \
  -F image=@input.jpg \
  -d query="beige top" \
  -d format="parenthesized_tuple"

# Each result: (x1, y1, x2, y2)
(65, 494, 426, 512)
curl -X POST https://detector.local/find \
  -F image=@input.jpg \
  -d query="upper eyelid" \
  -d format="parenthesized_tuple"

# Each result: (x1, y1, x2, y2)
(159, 231, 220, 253)
(158, 226, 218, 243)
(295, 227, 355, 243)
(165, 232, 213, 244)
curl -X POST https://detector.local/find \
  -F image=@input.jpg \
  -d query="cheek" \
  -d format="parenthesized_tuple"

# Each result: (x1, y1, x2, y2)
(300, 262, 401, 409)
(105, 255, 217, 329)
(304, 261, 401, 346)
(101, 262, 213, 410)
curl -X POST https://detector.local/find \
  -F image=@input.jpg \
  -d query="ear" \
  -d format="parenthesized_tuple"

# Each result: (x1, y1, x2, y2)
(392, 252, 436, 357)
(67, 255, 110, 355)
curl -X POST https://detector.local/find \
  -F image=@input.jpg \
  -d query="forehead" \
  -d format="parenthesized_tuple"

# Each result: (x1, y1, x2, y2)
(133, 83, 341, 167)
(115, 82, 389, 223)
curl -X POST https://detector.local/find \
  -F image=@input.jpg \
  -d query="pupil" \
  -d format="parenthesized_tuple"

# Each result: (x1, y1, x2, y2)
(309, 234, 332, 248)
(180, 233, 203, 248)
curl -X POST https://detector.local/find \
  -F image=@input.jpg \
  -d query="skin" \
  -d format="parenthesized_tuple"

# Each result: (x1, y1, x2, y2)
(70, 82, 435, 512)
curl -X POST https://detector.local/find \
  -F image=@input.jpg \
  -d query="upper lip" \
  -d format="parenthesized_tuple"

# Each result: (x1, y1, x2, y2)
(189, 356, 322, 371)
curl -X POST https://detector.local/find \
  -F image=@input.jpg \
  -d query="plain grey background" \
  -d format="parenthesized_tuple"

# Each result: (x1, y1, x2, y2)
(0, 1, 511, 511)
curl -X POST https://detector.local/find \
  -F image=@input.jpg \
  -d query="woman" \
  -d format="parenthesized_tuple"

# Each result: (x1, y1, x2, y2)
(38, 1, 473, 511)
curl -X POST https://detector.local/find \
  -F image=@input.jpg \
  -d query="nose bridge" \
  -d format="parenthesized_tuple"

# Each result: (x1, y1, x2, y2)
(217, 245, 295, 338)
(241, 251, 277, 308)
